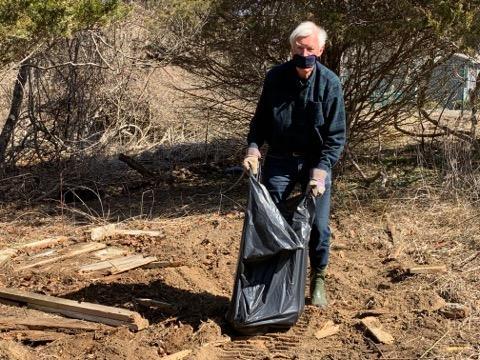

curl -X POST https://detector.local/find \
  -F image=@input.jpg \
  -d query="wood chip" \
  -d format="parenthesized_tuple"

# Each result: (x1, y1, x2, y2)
(90, 224, 117, 241)
(360, 317, 394, 344)
(439, 303, 471, 319)
(408, 265, 447, 274)
(443, 345, 472, 353)
(0, 287, 149, 331)
(19, 242, 107, 270)
(0, 248, 18, 267)
(161, 349, 192, 360)
(314, 320, 340, 339)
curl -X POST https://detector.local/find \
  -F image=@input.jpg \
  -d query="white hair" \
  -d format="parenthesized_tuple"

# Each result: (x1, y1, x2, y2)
(289, 21, 327, 49)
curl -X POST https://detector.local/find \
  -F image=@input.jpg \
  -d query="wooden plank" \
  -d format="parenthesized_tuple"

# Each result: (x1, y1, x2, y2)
(18, 242, 107, 270)
(0, 316, 104, 331)
(314, 320, 340, 339)
(14, 236, 68, 250)
(161, 349, 192, 360)
(93, 247, 128, 260)
(0, 287, 149, 331)
(0, 248, 18, 267)
(29, 305, 136, 329)
(408, 265, 447, 274)
(360, 317, 394, 344)
(142, 260, 183, 269)
(1, 330, 67, 343)
(78, 254, 144, 273)
(110, 256, 157, 274)
(90, 224, 164, 241)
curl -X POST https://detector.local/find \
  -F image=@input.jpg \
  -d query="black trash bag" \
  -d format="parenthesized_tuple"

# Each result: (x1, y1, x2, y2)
(226, 173, 316, 334)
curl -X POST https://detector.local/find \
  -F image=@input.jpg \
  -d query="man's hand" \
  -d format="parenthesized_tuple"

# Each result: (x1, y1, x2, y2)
(242, 148, 261, 175)
(308, 169, 328, 197)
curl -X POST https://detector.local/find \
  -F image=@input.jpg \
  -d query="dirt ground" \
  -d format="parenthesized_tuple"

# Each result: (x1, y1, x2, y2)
(0, 160, 479, 360)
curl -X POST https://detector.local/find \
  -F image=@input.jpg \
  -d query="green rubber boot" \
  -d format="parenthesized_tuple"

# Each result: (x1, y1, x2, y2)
(310, 268, 328, 308)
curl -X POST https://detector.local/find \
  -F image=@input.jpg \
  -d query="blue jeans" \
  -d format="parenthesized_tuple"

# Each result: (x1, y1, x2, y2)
(262, 153, 332, 272)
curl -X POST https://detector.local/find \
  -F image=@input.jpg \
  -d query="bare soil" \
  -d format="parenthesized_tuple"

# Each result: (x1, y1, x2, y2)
(0, 164, 479, 360)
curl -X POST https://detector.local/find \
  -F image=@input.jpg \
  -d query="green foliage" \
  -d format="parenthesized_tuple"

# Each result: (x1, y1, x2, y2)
(0, 0, 126, 65)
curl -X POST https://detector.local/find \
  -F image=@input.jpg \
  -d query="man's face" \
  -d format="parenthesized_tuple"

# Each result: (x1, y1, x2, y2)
(291, 33, 324, 79)
(292, 33, 324, 58)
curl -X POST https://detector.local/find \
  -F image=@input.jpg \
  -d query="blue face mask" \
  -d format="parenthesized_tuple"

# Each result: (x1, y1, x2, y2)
(293, 54, 317, 69)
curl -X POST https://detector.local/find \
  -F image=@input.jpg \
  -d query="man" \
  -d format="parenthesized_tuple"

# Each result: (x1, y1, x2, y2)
(242, 21, 346, 308)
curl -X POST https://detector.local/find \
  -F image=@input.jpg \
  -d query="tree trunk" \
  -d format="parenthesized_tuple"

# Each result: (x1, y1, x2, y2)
(0, 62, 29, 170)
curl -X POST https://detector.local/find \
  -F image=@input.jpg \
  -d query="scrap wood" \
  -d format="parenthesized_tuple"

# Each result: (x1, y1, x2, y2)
(93, 246, 129, 260)
(0, 316, 105, 331)
(18, 242, 107, 270)
(1, 330, 68, 343)
(135, 298, 177, 313)
(314, 320, 340, 339)
(360, 317, 394, 344)
(443, 345, 472, 353)
(109, 256, 157, 274)
(356, 309, 389, 318)
(142, 260, 183, 269)
(438, 303, 471, 319)
(408, 265, 447, 274)
(78, 254, 145, 273)
(0, 287, 149, 331)
(0, 248, 18, 266)
(79, 254, 157, 275)
(161, 349, 192, 360)
(90, 224, 164, 241)
(13, 236, 68, 251)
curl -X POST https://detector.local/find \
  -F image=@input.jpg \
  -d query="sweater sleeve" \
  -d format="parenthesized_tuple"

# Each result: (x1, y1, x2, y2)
(314, 82, 346, 171)
(246, 74, 271, 149)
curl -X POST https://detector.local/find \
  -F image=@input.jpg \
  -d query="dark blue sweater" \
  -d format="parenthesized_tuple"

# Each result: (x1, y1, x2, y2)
(247, 60, 346, 171)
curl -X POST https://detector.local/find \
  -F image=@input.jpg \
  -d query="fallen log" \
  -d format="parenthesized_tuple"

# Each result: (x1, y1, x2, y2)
(0, 287, 149, 331)
(18, 242, 107, 270)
